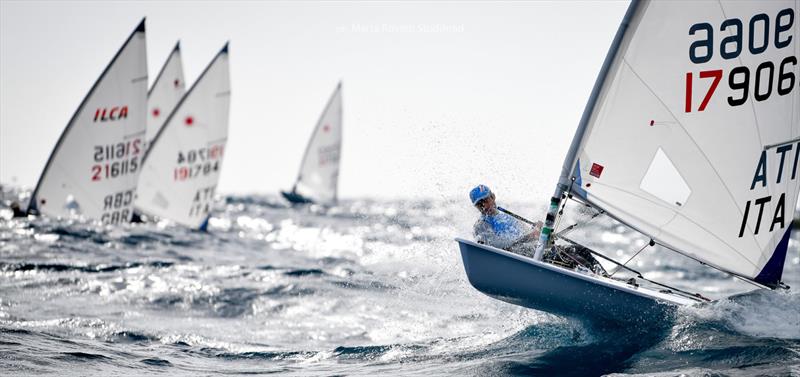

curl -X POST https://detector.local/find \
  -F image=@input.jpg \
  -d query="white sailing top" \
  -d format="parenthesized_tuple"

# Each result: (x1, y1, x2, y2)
(292, 83, 343, 205)
(145, 42, 185, 148)
(563, 1, 798, 286)
(135, 44, 230, 229)
(29, 20, 148, 224)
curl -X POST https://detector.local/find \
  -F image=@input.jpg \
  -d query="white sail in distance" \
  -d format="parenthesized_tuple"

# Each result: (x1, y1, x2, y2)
(146, 41, 185, 148)
(290, 83, 343, 205)
(135, 43, 231, 230)
(28, 19, 148, 224)
(559, 1, 798, 287)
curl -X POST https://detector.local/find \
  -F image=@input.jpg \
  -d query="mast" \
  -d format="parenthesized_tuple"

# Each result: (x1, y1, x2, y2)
(534, 1, 641, 259)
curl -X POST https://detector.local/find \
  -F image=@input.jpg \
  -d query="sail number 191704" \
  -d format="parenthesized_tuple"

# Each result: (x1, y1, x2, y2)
(173, 144, 224, 181)
(684, 8, 796, 113)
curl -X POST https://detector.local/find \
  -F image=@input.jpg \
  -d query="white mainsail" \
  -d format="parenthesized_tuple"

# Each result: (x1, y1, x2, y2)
(146, 41, 185, 148)
(28, 19, 148, 224)
(550, 1, 798, 288)
(287, 83, 343, 205)
(135, 43, 230, 230)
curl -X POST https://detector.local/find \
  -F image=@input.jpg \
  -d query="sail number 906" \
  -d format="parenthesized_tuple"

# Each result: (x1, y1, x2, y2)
(685, 56, 797, 112)
(685, 8, 797, 113)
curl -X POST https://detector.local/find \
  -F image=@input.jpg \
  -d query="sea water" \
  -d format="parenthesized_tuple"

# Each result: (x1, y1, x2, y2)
(1, 186, 798, 376)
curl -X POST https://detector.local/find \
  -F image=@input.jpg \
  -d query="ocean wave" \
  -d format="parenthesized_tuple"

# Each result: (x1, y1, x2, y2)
(680, 289, 800, 340)
(0, 261, 175, 274)
(1, 188, 798, 376)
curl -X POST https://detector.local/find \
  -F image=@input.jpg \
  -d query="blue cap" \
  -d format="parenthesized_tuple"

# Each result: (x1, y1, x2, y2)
(469, 185, 492, 205)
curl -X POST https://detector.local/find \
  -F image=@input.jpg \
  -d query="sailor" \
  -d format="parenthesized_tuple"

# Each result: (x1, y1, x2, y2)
(470, 184, 541, 256)
(469, 184, 606, 274)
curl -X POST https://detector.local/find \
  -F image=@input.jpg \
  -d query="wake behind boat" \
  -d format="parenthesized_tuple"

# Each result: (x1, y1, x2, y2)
(457, 0, 798, 325)
(282, 82, 343, 205)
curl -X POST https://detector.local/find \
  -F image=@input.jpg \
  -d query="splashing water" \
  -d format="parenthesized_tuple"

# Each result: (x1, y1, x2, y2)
(0, 186, 798, 376)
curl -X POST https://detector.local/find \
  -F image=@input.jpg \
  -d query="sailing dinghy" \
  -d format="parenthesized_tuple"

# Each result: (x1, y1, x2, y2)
(145, 41, 186, 150)
(28, 20, 148, 224)
(282, 82, 343, 205)
(134, 43, 231, 230)
(457, 0, 798, 325)
(130, 41, 186, 224)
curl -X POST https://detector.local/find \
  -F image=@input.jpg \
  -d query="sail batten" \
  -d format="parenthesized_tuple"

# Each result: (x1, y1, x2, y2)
(551, 1, 798, 288)
(765, 136, 800, 150)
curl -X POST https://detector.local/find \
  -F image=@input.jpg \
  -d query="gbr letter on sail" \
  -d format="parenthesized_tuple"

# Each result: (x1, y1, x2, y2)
(559, 1, 798, 288)
(28, 20, 148, 224)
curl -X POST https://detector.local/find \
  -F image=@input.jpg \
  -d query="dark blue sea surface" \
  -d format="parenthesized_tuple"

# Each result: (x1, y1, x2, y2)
(0, 186, 798, 376)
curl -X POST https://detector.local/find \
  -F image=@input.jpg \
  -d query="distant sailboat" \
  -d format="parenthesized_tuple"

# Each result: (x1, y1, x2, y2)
(135, 43, 231, 230)
(145, 41, 186, 149)
(457, 0, 799, 324)
(282, 82, 343, 205)
(28, 19, 148, 224)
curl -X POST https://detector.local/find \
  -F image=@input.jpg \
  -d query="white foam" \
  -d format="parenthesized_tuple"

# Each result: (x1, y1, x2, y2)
(683, 289, 800, 339)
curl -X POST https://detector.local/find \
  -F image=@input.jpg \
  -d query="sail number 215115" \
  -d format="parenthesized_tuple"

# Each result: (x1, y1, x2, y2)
(685, 8, 796, 113)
